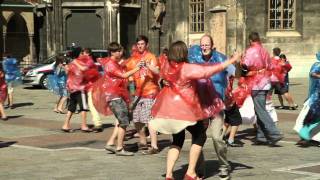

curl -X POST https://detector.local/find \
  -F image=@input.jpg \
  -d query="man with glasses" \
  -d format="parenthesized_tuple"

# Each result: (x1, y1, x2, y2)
(188, 35, 234, 179)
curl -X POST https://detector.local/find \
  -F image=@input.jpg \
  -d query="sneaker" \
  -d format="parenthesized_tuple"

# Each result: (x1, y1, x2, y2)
(104, 144, 116, 153)
(116, 149, 134, 156)
(227, 141, 243, 147)
(93, 126, 103, 133)
(142, 147, 159, 155)
(219, 168, 230, 180)
(269, 136, 284, 147)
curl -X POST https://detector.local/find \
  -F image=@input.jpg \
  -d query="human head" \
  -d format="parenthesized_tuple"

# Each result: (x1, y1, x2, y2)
(136, 35, 149, 53)
(279, 54, 287, 60)
(107, 42, 123, 60)
(168, 41, 188, 63)
(81, 48, 92, 56)
(55, 55, 65, 66)
(316, 51, 320, 61)
(273, 47, 281, 57)
(248, 32, 261, 44)
(200, 35, 214, 56)
(162, 48, 168, 57)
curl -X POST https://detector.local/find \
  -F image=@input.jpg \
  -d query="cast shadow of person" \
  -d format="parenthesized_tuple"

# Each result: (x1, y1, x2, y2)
(11, 102, 34, 108)
(0, 141, 17, 148)
(168, 160, 254, 179)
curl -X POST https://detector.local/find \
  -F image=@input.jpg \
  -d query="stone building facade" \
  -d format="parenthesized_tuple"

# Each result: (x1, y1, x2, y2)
(1, 0, 319, 77)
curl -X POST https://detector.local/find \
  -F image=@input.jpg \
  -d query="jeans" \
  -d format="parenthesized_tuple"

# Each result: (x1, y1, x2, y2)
(252, 90, 282, 142)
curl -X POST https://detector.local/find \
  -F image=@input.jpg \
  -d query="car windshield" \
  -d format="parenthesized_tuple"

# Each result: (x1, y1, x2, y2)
(92, 51, 108, 62)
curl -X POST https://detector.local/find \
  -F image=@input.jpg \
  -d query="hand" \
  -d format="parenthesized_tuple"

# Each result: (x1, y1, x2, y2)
(232, 51, 242, 62)
(137, 60, 146, 68)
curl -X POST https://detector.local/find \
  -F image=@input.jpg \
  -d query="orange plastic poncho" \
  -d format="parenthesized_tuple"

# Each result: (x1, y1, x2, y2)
(125, 50, 160, 98)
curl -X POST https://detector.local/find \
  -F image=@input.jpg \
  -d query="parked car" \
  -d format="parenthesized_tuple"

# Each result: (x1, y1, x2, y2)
(23, 50, 108, 89)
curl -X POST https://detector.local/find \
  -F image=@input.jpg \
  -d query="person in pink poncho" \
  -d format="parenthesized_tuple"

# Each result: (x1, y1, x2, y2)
(242, 32, 283, 146)
(150, 41, 240, 180)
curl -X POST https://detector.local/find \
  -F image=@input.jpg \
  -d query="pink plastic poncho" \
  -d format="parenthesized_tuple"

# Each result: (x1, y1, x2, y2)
(242, 42, 272, 90)
(150, 58, 225, 134)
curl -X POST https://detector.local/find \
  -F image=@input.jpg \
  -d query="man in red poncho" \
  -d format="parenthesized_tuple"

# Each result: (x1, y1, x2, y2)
(61, 48, 99, 132)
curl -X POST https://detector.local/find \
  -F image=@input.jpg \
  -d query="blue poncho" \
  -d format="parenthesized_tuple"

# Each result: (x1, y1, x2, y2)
(2, 57, 22, 85)
(188, 45, 233, 100)
(47, 66, 68, 97)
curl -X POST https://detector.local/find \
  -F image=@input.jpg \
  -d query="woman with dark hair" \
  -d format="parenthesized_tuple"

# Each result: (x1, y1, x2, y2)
(47, 56, 68, 113)
(150, 41, 240, 180)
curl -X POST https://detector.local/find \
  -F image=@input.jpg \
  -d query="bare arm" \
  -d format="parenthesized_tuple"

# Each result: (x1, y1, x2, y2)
(311, 72, 320, 78)
(184, 53, 240, 80)
(121, 67, 140, 78)
(146, 62, 160, 74)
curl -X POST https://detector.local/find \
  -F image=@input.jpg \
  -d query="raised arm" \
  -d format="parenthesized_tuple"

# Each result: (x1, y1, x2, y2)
(183, 53, 240, 80)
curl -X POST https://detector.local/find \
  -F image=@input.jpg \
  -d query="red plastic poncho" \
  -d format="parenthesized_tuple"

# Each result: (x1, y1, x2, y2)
(232, 77, 251, 108)
(270, 56, 285, 84)
(150, 58, 225, 134)
(0, 71, 7, 103)
(92, 57, 130, 116)
(67, 55, 100, 93)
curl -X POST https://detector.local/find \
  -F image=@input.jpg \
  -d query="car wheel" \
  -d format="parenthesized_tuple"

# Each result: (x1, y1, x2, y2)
(40, 75, 48, 89)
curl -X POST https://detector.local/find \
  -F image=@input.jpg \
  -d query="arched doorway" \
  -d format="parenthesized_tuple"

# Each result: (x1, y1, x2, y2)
(6, 13, 29, 61)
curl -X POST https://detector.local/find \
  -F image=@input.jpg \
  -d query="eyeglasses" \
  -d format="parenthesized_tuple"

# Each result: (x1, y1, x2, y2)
(200, 44, 211, 47)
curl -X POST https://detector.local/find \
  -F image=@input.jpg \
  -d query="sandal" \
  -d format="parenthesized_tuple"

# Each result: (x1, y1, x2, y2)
(183, 174, 198, 180)
(61, 128, 74, 133)
(1, 117, 8, 121)
(81, 128, 93, 133)
(165, 178, 174, 180)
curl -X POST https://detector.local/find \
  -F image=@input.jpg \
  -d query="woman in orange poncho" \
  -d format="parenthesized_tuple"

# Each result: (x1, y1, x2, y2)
(150, 41, 240, 180)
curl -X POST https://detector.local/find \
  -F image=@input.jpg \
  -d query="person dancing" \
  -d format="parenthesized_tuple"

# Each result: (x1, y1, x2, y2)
(150, 41, 240, 180)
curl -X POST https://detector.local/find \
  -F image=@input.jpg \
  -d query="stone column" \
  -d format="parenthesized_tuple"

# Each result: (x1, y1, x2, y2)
(209, 6, 227, 54)
(28, 33, 34, 64)
(62, 9, 72, 48)
(96, 8, 106, 49)
(2, 33, 6, 53)
(111, 2, 120, 43)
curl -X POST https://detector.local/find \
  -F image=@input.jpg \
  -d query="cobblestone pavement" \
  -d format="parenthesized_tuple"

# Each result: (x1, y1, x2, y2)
(0, 78, 319, 180)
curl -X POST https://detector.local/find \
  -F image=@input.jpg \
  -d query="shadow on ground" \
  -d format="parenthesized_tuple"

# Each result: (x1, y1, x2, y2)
(11, 102, 34, 108)
(0, 141, 17, 148)
(164, 160, 254, 179)
(23, 86, 43, 90)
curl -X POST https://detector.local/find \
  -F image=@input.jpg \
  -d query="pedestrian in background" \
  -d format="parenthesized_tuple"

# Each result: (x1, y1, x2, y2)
(2, 53, 21, 109)
(0, 64, 8, 120)
(47, 55, 68, 114)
